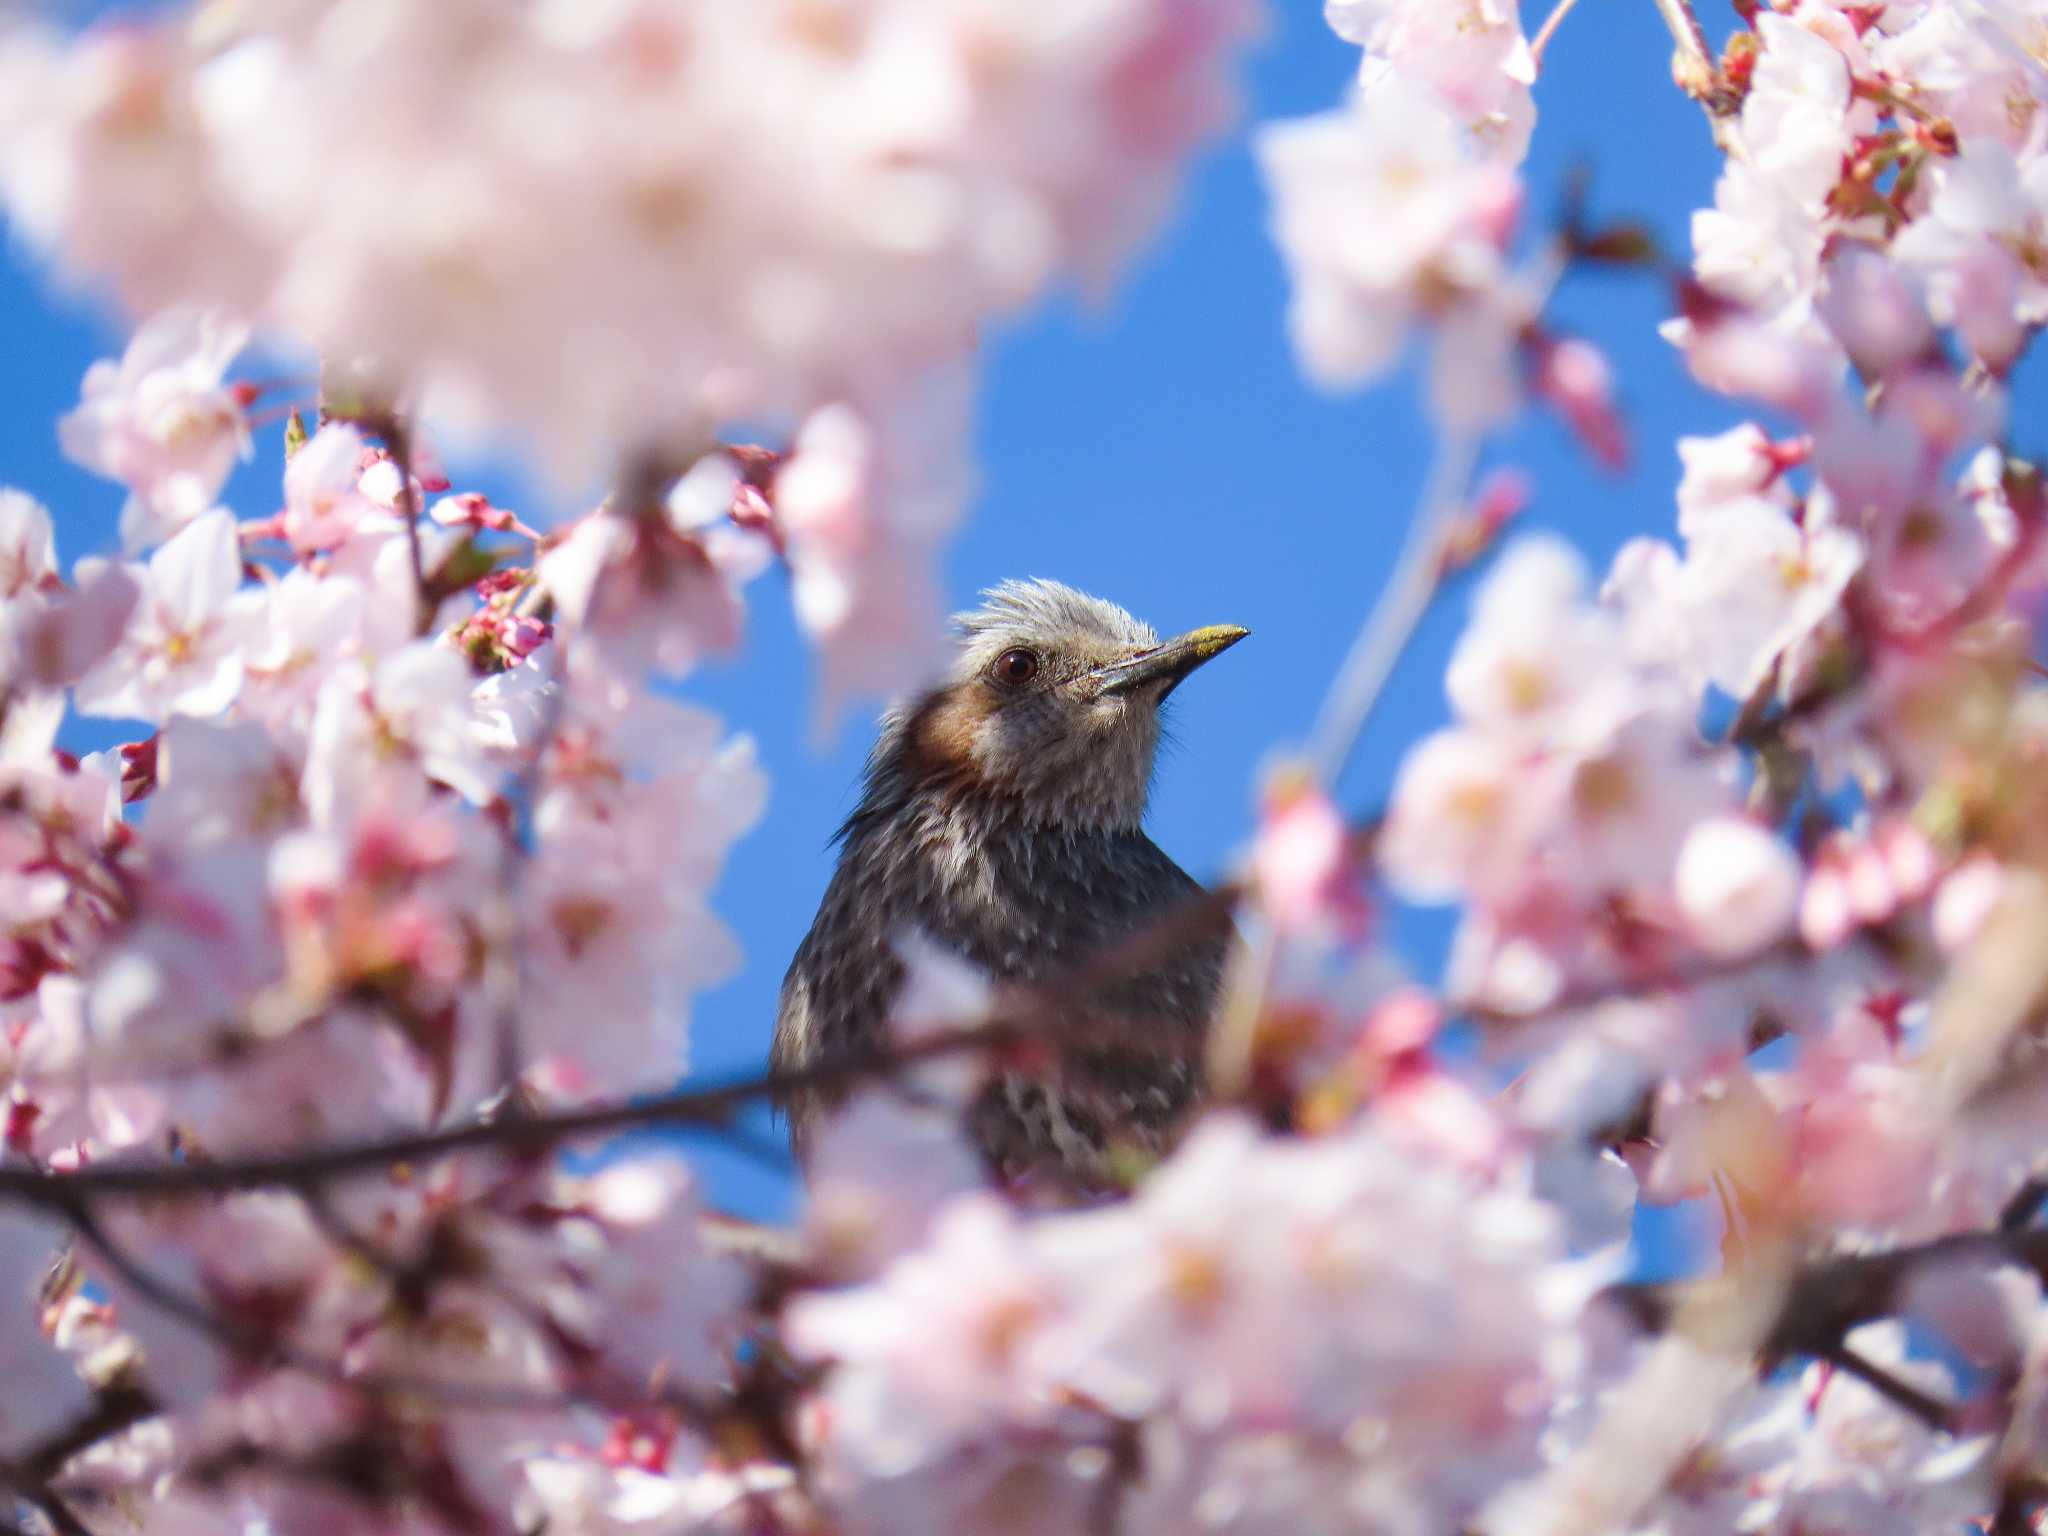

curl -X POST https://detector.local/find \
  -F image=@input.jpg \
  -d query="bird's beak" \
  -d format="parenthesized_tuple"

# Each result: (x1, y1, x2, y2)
(1089, 624, 1250, 699)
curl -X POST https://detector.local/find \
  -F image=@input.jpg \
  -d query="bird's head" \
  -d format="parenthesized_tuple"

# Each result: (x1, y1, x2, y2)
(877, 579, 1248, 831)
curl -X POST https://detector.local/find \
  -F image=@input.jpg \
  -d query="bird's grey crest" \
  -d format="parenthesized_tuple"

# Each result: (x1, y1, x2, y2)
(953, 578, 1157, 665)
(776, 578, 1247, 1190)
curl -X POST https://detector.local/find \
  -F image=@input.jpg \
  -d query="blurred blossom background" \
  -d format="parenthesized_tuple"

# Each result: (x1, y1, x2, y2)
(1, 0, 1999, 1255)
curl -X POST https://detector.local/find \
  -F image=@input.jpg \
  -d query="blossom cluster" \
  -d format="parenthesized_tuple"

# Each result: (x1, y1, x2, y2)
(786, 1114, 1587, 1536)
(0, 294, 797, 1524)
(7, 0, 2048, 1535)
(0, 0, 1251, 716)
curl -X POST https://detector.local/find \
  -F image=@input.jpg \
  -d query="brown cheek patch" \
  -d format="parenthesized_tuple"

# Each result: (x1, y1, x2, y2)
(908, 690, 991, 786)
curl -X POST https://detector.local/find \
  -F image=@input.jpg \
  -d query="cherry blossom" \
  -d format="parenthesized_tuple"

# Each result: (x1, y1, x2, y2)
(277, 422, 391, 555)
(1672, 815, 1803, 959)
(1893, 140, 2048, 363)
(1256, 74, 1529, 417)
(772, 379, 975, 721)
(1250, 764, 1369, 939)
(57, 305, 250, 552)
(1324, 0, 1536, 162)
(0, 488, 56, 602)
(790, 1114, 1586, 1534)
(539, 455, 770, 682)
(506, 681, 764, 1098)
(72, 507, 245, 722)
(0, 0, 1253, 724)
(1648, 493, 1866, 699)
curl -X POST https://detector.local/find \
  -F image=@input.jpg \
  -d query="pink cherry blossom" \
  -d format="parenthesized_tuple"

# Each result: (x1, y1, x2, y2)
(1673, 815, 1803, 959)
(784, 1193, 1062, 1483)
(58, 306, 250, 551)
(801, 1092, 985, 1282)
(1251, 765, 1368, 939)
(773, 382, 972, 721)
(539, 454, 769, 682)
(0, 4, 2045, 1532)
(884, 933, 999, 1112)
(230, 563, 368, 738)
(1815, 244, 1936, 380)
(1534, 334, 1629, 470)
(4, 0, 1254, 492)
(278, 422, 389, 554)
(514, 686, 764, 1098)
(1664, 494, 1866, 699)
(1325, 0, 1536, 162)
(1256, 75, 1528, 414)
(1739, 13, 1861, 210)
(1675, 422, 1798, 534)
(1, 490, 143, 692)
(73, 507, 246, 722)
(300, 641, 502, 823)
(1892, 139, 2048, 361)
(526, 1154, 749, 1391)
(0, 488, 57, 601)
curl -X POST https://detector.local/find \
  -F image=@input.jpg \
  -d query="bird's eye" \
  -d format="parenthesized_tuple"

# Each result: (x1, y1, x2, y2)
(991, 648, 1040, 688)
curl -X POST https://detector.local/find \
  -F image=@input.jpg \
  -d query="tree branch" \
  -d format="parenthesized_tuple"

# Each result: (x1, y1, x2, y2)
(1820, 1342, 1959, 1432)
(378, 412, 433, 638)
(0, 884, 1242, 1205)
(1608, 1225, 2048, 1391)
(19, 1383, 158, 1483)
(62, 1203, 599, 1415)
(0, 1475, 93, 1536)
(1307, 430, 1480, 787)
(1531, 0, 1586, 67)
(2002, 1175, 2048, 1231)
(1648, 0, 1730, 119)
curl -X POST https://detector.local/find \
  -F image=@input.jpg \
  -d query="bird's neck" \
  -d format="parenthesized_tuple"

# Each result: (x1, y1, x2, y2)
(848, 744, 1149, 846)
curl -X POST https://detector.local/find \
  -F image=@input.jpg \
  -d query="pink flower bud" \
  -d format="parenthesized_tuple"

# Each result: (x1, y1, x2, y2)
(1535, 336, 1628, 471)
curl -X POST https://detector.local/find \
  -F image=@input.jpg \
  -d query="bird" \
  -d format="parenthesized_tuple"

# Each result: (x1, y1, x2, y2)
(773, 578, 1248, 1191)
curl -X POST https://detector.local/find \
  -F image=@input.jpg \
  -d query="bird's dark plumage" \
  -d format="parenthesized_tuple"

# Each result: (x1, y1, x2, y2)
(773, 579, 1247, 1189)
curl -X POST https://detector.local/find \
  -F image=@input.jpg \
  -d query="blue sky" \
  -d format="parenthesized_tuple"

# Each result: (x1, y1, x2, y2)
(6, 4, 1777, 1233)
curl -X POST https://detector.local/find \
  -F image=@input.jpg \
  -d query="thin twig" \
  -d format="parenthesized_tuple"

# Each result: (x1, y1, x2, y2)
(62, 1205, 588, 1414)
(374, 411, 432, 637)
(1609, 1226, 2048, 1368)
(1820, 1343, 1959, 1432)
(0, 884, 1242, 1203)
(482, 643, 566, 1097)
(1531, 0, 1586, 66)
(1, 1482, 91, 1536)
(1648, 0, 1724, 111)
(1087, 1417, 1143, 1536)
(1209, 433, 1477, 1096)
(2003, 1176, 2048, 1231)
(19, 1384, 158, 1482)
(1307, 430, 1481, 786)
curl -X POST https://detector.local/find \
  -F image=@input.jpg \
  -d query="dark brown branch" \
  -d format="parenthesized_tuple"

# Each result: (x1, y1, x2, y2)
(19, 1383, 158, 1483)
(1820, 1342, 1959, 1432)
(61, 1205, 595, 1415)
(1761, 1230, 2048, 1361)
(1087, 1416, 1143, 1536)
(0, 1477, 92, 1536)
(0, 883, 1243, 1206)
(2002, 1175, 2048, 1231)
(1607, 1226, 2048, 1418)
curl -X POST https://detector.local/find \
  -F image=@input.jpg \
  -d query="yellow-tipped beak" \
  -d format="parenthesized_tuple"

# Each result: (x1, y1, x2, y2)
(1090, 624, 1250, 698)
